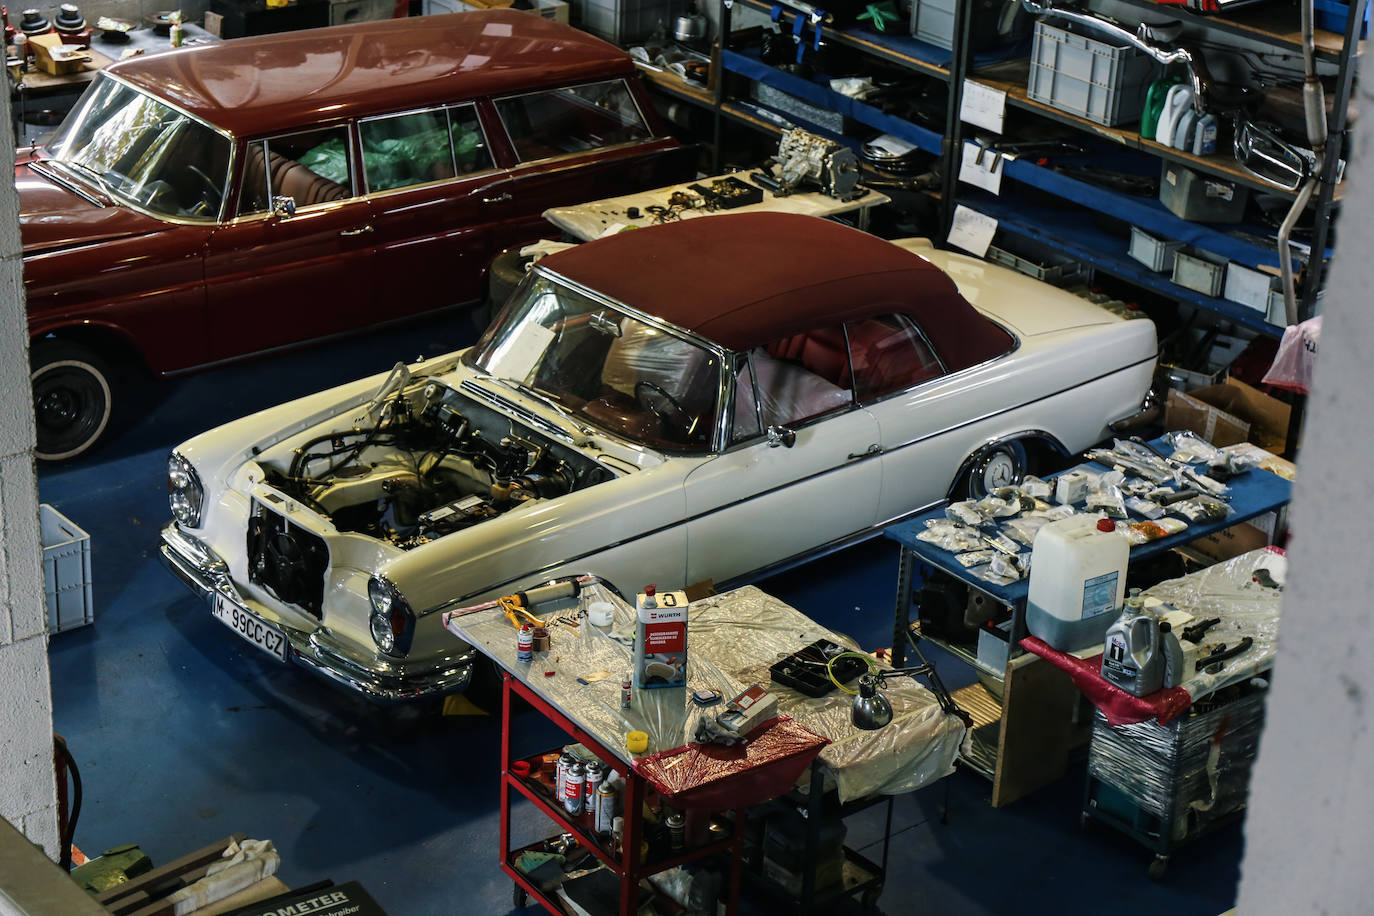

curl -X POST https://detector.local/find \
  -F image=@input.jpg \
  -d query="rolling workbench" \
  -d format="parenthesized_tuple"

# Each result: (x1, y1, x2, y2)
(883, 437, 1291, 806)
(444, 582, 967, 913)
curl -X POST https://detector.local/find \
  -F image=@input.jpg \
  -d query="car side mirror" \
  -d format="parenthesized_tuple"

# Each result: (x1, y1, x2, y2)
(271, 195, 297, 218)
(766, 425, 796, 449)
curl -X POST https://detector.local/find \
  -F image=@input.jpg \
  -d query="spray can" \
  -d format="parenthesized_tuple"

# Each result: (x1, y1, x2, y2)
(517, 625, 533, 663)
(666, 811, 685, 850)
(13, 31, 25, 71)
(563, 761, 585, 816)
(584, 760, 605, 804)
(555, 751, 575, 799)
(595, 781, 617, 833)
(621, 674, 632, 709)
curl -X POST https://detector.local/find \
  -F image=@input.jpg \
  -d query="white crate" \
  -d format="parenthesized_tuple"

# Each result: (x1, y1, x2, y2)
(41, 504, 93, 634)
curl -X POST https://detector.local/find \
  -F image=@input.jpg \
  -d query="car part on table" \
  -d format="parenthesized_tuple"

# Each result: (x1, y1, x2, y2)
(768, 128, 862, 200)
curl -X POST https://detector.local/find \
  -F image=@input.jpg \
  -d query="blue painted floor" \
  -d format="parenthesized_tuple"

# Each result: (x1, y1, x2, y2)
(41, 311, 1242, 915)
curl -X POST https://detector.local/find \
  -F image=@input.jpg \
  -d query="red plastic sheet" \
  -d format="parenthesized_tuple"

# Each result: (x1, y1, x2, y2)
(1020, 636, 1193, 726)
(631, 716, 829, 810)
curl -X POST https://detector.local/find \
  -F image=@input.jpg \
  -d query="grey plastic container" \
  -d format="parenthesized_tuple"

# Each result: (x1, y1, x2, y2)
(577, 0, 673, 44)
(910, 0, 957, 49)
(1128, 226, 1184, 273)
(1026, 601, 1118, 653)
(1027, 20, 1159, 126)
(1159, 164, 1249, 223)
(41, 503, 93, 634)
(1172, 249, 1227, 297)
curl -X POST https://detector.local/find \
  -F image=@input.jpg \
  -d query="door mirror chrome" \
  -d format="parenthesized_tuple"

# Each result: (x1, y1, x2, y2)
(1233, 119, 1309, 191)
(271, 195, 297, 218)
(766, 425, 796, 448)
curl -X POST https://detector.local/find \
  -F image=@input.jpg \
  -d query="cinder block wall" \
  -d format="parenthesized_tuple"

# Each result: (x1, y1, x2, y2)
(0, 77, 59, 858)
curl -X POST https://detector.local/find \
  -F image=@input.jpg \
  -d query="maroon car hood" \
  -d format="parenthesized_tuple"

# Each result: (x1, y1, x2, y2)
(16, 161, 168, 253)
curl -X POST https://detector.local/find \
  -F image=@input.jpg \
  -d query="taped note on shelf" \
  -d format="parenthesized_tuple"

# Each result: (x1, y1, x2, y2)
(947, 205, 998, 258)
(960, 80, 1006, 133)
(959, 141, 1003, 195)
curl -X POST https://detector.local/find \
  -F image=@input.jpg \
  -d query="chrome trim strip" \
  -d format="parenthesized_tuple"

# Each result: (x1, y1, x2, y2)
(26, 161, 104, 207)
(159, 522, 474, 704)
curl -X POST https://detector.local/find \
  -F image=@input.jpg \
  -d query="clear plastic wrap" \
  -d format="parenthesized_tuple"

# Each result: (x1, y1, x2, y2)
(447, 584, 965, 804)
(1087, 684, 1267, 840)
(1086, 470, 1128, 518)
(1163, 430, 1224, 465)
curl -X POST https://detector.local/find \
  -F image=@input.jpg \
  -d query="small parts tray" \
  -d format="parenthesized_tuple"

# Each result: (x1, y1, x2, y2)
(770, 639, 867, 698)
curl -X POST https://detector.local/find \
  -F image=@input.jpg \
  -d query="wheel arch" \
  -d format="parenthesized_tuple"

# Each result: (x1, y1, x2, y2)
(31, 320, 151, 374)
(946, 430, 1070, 499)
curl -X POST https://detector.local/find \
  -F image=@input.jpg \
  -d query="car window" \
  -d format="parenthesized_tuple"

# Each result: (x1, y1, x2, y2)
(494, 79, 652, 163)
(730, 357, 762, 445)
(358, 104, 493, 191)
(846, 315, 945, 402)
(42, 73, 231, 221)
(239, 127, 353, 216)
(468, 274, 719, 452)
(750, 329, 855, 427)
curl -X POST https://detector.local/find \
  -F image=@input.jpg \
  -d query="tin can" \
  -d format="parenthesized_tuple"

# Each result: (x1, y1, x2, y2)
(555, 752, 575, 798)
(564, 761, 585, 816)
(621, 674, 632, 709)
(595, 782, 617, 834)
(517, 626, 533, 663)
(666, 811, 685, 850)
(584, 761, 604, 807)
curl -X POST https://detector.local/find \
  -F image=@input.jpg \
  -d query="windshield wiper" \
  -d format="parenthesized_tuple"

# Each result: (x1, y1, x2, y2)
(53, 160, 118, 199)
(487, 377, 595, 437)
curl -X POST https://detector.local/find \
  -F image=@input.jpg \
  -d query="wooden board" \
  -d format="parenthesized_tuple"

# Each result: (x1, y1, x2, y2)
(991, 651, 1088, 808)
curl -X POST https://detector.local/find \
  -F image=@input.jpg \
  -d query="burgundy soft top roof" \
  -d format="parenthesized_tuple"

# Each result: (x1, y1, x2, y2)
(109, 12, 634, 138)
(540, 213, 1013, 372)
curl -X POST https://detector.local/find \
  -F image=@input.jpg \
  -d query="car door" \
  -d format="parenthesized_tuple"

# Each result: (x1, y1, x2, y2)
(683, 340, 882, 586)
(485, 79, 689, 253)
(202, 126, 379, 359)
(358, 102, 510, 313)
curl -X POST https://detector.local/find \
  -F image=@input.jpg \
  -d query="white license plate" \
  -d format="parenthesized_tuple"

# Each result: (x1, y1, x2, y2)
(212, 593, 289, 662)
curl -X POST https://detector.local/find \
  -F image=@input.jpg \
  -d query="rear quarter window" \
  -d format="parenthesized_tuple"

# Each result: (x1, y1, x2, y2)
(494, 79, 651, 162)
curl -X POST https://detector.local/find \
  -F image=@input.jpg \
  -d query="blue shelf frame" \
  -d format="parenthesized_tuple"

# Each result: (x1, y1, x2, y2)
(721, 49, 945, 155)
(969, 194, 1284, 338)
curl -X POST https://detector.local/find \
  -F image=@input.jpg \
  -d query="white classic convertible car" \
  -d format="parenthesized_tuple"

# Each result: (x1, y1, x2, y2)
(161, 213, 1157, 702)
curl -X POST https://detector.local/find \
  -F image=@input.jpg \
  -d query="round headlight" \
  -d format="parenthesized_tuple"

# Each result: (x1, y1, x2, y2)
(368, 576, 414, 658)
(167, 452, 204, 527)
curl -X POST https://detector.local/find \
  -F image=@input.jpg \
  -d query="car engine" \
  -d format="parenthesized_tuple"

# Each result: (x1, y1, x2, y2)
(260, 380, 614, 552)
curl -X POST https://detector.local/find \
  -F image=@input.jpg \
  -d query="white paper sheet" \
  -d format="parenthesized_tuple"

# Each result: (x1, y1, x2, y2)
(947, 204, 998, 258)
(958, 141, 1004, 195)
(960, 80, 1007, 134)
(484, 320, 554, 383)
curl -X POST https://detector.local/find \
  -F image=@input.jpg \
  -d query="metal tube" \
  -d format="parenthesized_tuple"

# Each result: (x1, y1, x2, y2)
(1277, 0, 1327, 325)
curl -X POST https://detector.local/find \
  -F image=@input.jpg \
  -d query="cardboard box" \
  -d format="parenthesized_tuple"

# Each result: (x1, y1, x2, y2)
(1188, 520, 1272, 564)
(457, 0, 568, 21)
(29, 33, 91, 75)
(1164, 377, 1291, 453)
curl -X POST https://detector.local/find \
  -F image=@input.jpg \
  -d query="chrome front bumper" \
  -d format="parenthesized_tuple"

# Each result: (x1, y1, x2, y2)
(159, 522, 474, 704)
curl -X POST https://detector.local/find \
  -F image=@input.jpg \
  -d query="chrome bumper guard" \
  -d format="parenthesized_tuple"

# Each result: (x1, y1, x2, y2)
(159, 522, 475, 704)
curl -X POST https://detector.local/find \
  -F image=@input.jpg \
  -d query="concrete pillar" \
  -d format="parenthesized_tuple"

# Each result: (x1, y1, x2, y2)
(1234, 86, 1374, 911)
(0, 74, 59, 858)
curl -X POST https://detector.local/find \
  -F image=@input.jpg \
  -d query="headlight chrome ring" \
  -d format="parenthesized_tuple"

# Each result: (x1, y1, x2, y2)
(368, 575, 415, 658)
(167, 451, 204, 527)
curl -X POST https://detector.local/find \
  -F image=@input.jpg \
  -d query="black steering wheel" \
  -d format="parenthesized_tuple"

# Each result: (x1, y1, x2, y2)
(635, 381, 691, 436)
(186, 164, 223, 210)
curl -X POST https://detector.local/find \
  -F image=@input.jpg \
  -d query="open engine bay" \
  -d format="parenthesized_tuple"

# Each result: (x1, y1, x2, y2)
(257, 378, 616, 553)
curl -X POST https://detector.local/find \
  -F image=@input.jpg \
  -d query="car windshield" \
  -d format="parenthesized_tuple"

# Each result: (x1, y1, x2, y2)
(466, 273, 721, 452)
(43, 74, 231, 221)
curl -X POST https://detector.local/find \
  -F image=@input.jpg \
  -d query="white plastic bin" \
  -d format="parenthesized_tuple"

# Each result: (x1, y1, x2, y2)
(41, 504, 93, 634)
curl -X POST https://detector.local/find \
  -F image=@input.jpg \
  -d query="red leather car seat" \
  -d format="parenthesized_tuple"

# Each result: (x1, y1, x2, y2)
(242, 145, 349, 211)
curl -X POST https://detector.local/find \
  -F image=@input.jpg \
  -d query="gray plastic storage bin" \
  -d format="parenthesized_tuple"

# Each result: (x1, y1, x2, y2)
(1027, 20, 1158, 126)
(1171, 250, 1227, 298)
(41, 503, 93, 634)
(577, 0, 672, 44)
(1128, 226, 1184, 273)
(986, 239, 1090, 287)
(910, 0, 958, 49)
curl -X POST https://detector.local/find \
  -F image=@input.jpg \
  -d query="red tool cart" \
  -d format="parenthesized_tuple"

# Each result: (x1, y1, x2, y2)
(446, 578, 963, 914)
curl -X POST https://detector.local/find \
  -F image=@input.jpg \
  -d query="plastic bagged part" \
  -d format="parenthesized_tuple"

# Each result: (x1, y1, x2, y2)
(1086, 470, 1128, 518)
(1164, 430, 1224, 465)
(1018, 475, 1052, 500)
(946, 501, 985, 526)
(1261, 315, 1321, 395)
(916, 520, 986, 553)
(975, 491, 1023, 518)
(1125, 496, 1165, 519)
(1125, 517, 1188, 545)
(1168, 495, 1231, 524)
(1002, 515, 1049, 547)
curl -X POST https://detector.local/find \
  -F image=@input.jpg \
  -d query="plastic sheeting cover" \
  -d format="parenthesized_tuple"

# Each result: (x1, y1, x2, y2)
(1023, 547, 1285, 725)
(447, 584, 966, 803)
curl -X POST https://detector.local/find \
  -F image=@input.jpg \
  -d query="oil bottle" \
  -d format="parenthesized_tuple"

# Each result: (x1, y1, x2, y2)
(1101, 590, 1164, 696)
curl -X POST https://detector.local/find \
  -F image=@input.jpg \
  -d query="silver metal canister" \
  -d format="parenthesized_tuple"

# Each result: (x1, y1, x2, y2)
(555, 752, 575, 800)
(594, 781, 617, 834)
(564, 761, 585, 816)
(583, 760, 605, 807)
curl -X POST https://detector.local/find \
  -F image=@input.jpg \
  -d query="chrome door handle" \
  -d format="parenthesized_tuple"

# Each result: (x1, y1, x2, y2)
(339, 225, 374, 237)
(846, 444, 883, 461)
(482, 192, 513, 204)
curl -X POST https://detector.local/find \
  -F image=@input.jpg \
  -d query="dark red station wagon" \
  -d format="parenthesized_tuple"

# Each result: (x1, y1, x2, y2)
(18, 10, 694, 459)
